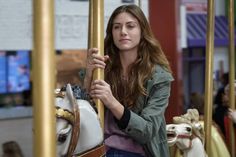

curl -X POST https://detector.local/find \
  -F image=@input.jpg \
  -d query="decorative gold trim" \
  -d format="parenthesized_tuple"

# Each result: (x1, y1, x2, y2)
(55, 107, 74, 124)
(55, 91, 65, 98)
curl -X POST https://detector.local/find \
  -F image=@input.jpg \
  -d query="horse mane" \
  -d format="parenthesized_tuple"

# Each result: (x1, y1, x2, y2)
(60, 85, 97, 112)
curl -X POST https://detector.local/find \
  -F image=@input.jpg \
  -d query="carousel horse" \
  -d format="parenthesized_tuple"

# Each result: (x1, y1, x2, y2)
(166, 109, 206, 157)
(55, 84, 105, 157)
(166, 109, 230, 157)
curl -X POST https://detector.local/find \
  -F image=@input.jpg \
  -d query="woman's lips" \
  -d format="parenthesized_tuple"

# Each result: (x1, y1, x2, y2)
(119, 39, 130, 42)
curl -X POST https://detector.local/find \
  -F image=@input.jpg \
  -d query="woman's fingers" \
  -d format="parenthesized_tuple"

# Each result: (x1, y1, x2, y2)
(90, 80, 109, 95)
(90, 80, 106, 89)
(87, 48, 108, 69)
(88, 48, 99, 55)
(104, 55, 110, 62)
(89, 80, 117, 109)
(93, 57, 106, 66)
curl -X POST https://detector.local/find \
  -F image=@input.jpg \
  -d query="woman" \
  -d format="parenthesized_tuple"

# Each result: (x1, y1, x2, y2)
(220, 82, 236, 153)
(225, 82, 236, 124)
(213, 73, 229, 136)
(83, 5, 173, 157)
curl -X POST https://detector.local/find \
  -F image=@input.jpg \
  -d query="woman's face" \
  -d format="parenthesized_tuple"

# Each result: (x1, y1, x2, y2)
(112, 12, 141, 52)
(222, 93, 229, 107)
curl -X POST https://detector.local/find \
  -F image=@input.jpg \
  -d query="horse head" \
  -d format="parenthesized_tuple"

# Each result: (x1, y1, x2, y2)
(167, 109, 233, 157)
(166, 123, 193, 150)
(55, 84, 80, 157)
(55, 84, 103, 157)
(166, 109, 206, 157)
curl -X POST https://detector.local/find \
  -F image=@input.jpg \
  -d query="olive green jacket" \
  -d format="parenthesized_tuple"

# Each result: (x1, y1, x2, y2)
(123, 65, 173, 157)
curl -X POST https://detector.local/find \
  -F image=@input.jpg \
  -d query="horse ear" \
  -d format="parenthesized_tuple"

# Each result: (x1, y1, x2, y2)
(65, 84, 75, 106)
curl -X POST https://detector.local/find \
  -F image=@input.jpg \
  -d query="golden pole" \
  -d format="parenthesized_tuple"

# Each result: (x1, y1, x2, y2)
(91, 0, 105, 131)
(33, 0, 56, 157)
(88, 0, 94, 49)
(138, 0, 142, 8)
(204, 0, 215, 155)
(228, 0, 235, 156)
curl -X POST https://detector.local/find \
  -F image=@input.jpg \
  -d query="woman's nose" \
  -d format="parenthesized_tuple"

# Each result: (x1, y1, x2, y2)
(121, 26, 127, 36)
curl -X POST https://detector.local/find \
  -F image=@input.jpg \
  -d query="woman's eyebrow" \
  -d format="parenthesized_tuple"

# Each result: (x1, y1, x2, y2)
(126, 21, 138, 25)
(113, 21, 138, 25)
(113, 22, 121, 25)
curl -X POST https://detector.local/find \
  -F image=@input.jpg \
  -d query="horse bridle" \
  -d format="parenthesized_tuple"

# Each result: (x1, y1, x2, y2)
(55, 92, 80, 157)
(55, 107, 74, 125)
(176, 133, 194, 150)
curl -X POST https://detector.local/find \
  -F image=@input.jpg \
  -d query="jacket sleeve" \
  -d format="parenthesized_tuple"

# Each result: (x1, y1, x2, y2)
(123, 79, 172, 144)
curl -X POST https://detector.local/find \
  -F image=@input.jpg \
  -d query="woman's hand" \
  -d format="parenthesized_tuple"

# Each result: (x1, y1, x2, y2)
(86, 48, 109, 77)
(228, 109, 236, 123)
(83, 48, 109, 91)
(90, 80, 116, 109)
(90, 79, 124, 119)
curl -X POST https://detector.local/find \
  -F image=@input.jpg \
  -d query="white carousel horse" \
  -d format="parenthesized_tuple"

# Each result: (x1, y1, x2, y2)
(166, 109, 230, 157)
(166, 123, 206, 157)
(55, 84, 104, 157)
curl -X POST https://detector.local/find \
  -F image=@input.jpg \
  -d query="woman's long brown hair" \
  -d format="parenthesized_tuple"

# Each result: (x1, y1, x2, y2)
(104, 5, 171, 108)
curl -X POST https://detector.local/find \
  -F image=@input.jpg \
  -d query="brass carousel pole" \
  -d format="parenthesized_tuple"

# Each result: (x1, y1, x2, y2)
(228, 0, 235, 156)
(138, 0, 142, 8)
(89, 0, 105, 130)
(33, 0, 56, 157)
(88, 0, 94, 49)
(204, 0, 215, 156)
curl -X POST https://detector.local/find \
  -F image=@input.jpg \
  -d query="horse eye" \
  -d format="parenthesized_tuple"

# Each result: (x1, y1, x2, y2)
(186, 127, 192, 132)
(57, 134, 67, 144)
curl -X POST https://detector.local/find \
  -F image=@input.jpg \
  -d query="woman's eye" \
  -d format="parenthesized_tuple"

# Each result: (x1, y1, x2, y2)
(113, 25, 120, 29)
(127, 25, 135, 29)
